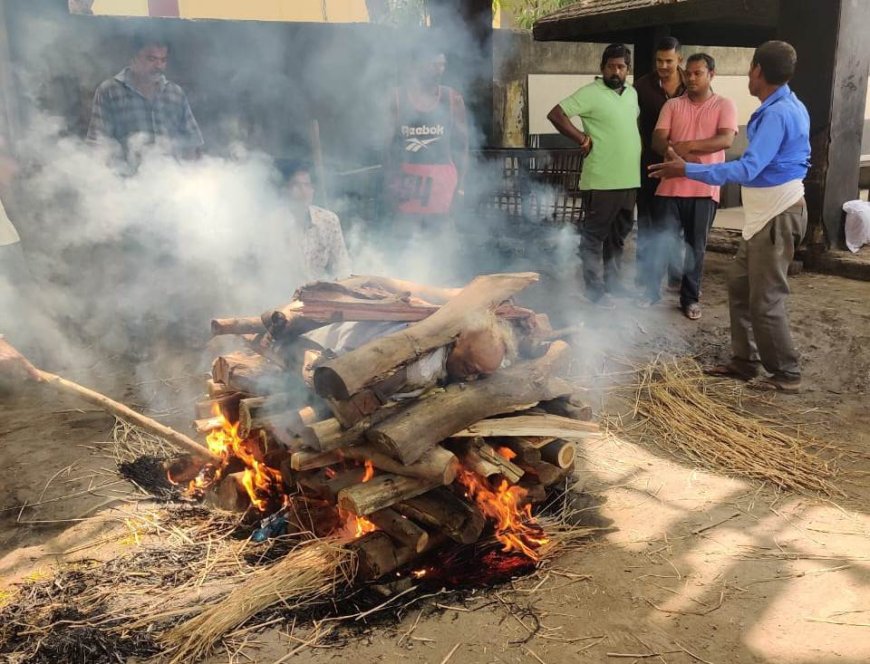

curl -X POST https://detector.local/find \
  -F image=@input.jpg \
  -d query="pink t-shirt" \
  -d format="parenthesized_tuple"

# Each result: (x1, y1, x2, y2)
(654, 93, 738, 202)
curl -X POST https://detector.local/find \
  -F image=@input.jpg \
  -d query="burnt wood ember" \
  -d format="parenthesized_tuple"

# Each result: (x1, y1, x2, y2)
(395, 487, 486, 544)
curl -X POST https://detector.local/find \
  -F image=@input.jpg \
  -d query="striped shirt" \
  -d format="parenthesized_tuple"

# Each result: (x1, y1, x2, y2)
(86, 68, 203, 163)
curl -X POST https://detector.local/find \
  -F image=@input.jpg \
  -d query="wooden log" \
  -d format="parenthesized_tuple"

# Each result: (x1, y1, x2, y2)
(540, 439, 575, 469)
(313, 272, 539, 400)
(498, 438, 542, 465)
(238, 395, 313, 439)
(211, 317, 265, 336)
(290, 449, 341, 472)
(194, 393, 243, 421)
(302, 401, 407, 452)
(194, 416, 224, 434)
(349, 531, 446, 581)
(336, 275, 461, 304)
(212, 351, 284, 396)
(451, 413, 599, 440)
(474, 440, 524, 484)
(368, 508, 429, 553)
(204, 472, 251, 512)
(337, 474, 440, 516)
(206, 379, 235, 398)
(163, 454, 206, 485)
(521, 460, 565, 487)
(395, 488, 486, 544)
(518, 479, 547, 506)
(291, 444, 458, 484)
(366, 341, 572, 465)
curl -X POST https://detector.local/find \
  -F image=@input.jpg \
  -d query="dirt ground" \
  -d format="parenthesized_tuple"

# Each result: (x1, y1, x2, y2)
(1, 252, 869, 664)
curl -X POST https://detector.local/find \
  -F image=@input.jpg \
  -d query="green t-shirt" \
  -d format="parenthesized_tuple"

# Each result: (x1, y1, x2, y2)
(559, 79, 641, 191)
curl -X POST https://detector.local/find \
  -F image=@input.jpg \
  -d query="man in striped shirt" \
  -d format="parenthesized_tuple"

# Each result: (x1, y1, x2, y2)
(87, 34, 203, 169)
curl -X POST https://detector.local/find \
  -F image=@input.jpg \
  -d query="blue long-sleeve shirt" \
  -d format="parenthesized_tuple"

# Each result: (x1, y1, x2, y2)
(685, 84, 810, 188)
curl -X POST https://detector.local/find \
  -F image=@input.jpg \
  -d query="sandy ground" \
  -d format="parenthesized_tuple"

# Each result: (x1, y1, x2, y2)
(1, 252, 869, 664)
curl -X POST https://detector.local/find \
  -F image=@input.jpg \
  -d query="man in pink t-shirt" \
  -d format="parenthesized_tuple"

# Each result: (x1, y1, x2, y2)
(641, 53, 738, 319)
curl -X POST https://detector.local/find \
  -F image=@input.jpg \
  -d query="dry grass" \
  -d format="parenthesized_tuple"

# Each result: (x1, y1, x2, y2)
(616, 358, 841, 497)
(162, 537, 357, 663)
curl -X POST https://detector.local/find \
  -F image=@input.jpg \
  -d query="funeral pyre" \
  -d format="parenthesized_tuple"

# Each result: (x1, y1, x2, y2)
(172, 272, 599, 579)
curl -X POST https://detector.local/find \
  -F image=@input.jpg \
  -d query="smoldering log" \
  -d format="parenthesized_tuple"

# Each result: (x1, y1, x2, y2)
(238, 395, 315, 439)
(194, 416, 224, 434)
(297, 467, 367, 502)
(366, 341, 573, 465)
(368, 508, 429, 553)
(212, 351, 285, 396)
(337, 473, 441, 516)
(395, 487, 486, 544)
(540, 439, 575, 469)
(194, 393, 243, 421)
(210, 317, 265, 336)
(498, 438, 542, 465)
(349, 531, 446, 581)
(313, 272, 540, 400)
(204, 472, 251, 512)
(164, 454, 206, 485)
(302, 401, 408, 452)
(290, 444, 458, 484)
(207, 379, 235, 398)
(458, 439, 524, 484)
(521, 460, 566, 487)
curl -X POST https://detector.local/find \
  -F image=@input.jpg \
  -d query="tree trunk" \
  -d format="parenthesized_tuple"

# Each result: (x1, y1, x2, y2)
(450, 413, 599, 439)
(210, 317, 265, 336)
(313, 272, 539, 400)
(366, 341, 572, 465)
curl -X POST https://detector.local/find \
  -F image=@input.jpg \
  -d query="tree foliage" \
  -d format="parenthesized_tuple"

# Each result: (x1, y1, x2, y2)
(494, 0, 578, 29)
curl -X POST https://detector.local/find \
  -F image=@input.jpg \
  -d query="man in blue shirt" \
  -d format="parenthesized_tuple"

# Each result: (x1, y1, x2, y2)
(650, 41, 811, 393)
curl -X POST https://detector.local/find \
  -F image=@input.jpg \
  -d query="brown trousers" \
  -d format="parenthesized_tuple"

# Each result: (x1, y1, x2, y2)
(728, 199, 807, 380)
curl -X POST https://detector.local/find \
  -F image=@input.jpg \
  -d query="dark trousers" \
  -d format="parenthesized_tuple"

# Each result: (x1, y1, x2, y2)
(637, 177, 682, 287)
(648, 196, 717, 307)
(728, 199, 807, 380)
(578, 188, 637, 299)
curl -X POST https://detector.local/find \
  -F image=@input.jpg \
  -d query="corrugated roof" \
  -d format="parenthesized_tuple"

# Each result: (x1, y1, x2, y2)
(538, 0, 690, 23)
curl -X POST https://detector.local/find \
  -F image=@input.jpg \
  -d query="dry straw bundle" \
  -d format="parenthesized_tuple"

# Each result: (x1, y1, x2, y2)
(627, 359, 841, 497)
(163, 537, 356, 663)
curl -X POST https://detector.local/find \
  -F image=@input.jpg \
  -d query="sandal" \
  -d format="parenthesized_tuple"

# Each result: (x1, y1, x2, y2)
(683, 303, 702, 320)
(747, 375, 802, 394)
(704, 362, 759, 381)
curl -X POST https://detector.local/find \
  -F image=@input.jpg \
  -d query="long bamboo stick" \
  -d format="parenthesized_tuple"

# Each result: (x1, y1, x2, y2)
(36, 369, 221, 463)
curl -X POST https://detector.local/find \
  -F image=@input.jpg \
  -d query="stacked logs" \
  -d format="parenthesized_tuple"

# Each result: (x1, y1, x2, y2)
(195, 273, 598, 579)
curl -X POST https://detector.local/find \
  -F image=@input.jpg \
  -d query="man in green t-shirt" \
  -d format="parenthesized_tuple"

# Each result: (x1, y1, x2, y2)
(547, 43, 641, 307)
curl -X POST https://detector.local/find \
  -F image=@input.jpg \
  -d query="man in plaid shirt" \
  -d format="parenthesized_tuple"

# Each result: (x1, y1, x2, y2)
(87, 35, 203, 168)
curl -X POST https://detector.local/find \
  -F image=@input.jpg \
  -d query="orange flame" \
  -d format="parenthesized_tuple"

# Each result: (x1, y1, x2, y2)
(338, 508, 378, 539)
(202, 405, 280, 511)
(455, 468, 549, 560)
(362, 459, 375, 483)
(496, 446, 517, 461)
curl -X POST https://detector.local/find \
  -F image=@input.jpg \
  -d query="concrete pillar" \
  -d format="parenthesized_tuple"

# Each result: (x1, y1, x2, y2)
(780, 0, 870, 248)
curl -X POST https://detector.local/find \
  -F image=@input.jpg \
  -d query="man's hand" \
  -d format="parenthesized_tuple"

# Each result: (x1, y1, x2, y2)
(0, 337, 42, 382)
(671, 141, 695, 160)
(648, 147, 687, 180)
(578, 133, 593, 157)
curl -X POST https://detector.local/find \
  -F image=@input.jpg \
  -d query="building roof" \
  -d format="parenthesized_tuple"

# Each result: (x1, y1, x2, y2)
(533, 0, 778, 46)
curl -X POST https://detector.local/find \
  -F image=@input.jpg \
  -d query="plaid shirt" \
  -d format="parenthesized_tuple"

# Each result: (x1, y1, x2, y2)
(87, 68, 203, 161)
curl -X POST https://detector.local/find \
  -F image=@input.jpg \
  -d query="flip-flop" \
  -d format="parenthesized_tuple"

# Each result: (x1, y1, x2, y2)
(747, 376, 802, 394)
(703, 363, 758, 381)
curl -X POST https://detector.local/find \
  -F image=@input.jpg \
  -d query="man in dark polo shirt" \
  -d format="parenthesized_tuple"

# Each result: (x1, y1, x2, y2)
(634, 37, 686, 289)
